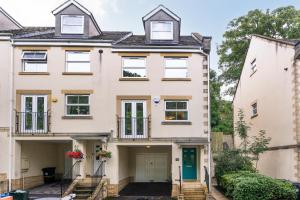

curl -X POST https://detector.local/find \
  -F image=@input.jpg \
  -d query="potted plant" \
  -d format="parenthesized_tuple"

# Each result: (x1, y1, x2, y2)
(66, 146, 83, 159)
(96, 150, 112, 159)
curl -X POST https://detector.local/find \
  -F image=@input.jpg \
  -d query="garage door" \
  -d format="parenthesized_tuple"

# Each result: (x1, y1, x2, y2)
(136, 153, 168, 182)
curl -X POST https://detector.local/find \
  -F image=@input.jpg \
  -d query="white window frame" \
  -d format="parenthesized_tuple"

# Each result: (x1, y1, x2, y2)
(251, 102, 258, 117)
(21, 51, 48, 72)
(61, 15, 84, 34)
(164, 100, 189, 121)
(65, 51, 90, 72)
(164, 57, 188, 78)
(122, 57, 147, 78)
(150, 21, 173, 40)
(251, 58, 257, 74)
(65, 95, 90, 116)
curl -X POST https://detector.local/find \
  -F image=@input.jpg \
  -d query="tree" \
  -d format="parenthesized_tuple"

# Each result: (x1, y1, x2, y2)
(210, 69, 233, 134)
(218, 6, 300, 95)
(234, 109, 250, 151)
(249, 130, 271, 169)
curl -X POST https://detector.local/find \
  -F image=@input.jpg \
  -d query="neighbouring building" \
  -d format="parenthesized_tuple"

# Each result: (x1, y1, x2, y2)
(233, 34, 300, 182)
(0, 1, 211, 199)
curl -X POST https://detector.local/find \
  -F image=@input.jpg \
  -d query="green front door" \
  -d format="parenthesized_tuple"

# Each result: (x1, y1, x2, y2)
(182, 148, 197, 180)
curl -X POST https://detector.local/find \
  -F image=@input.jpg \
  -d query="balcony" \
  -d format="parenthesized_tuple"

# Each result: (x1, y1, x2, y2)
(15, 111, 51, 134)
(117, 116, 151, 139)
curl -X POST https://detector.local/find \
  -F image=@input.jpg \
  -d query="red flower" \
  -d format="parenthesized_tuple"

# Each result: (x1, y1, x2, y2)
(66, 150, 83, 159)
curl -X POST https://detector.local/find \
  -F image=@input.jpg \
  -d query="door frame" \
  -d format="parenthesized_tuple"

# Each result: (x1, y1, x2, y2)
(121, 100, 147, 138)
(182, 147, 198, 180)
(21, 95, 48, 132)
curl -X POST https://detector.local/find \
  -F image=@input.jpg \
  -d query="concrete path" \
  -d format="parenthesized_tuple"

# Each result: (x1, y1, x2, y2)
(211, 186, 229, 200)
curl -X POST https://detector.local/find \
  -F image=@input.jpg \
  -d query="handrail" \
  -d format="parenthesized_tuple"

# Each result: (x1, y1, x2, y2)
(60, 159, 81, 197)
(89, 160, 106, 200)
(117, 115, 151, 139)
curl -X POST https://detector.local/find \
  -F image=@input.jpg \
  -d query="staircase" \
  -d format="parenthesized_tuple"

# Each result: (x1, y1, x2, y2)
(73, 182, 96, 200)
(182, 182, 206, 200)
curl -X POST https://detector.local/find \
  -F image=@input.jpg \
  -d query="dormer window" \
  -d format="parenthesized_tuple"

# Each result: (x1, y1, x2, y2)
(61, 15, 84, 34)
(150, 21, 173, 40)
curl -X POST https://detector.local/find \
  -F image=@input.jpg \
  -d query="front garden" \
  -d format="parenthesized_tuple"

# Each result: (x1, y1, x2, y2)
(213, 110, 298, 200)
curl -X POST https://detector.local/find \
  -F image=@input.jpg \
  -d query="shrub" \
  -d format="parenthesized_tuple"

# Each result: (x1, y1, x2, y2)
(214, 149, 254, 185)
(220, 171, 297, 200)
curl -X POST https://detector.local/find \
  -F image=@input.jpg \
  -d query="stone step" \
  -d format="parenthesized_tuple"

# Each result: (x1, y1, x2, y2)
(184, 196, 206, 200)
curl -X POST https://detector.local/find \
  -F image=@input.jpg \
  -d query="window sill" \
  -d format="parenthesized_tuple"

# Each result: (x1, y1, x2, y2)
(62, 115, 93, 120)
(62, 72, 93, 75)
(161, 78, 191, 81)
(251, 114, 258, 119)
(19, 72, 50, 75)
(119, 77, 149, 81)
(161, 121, 192, 125)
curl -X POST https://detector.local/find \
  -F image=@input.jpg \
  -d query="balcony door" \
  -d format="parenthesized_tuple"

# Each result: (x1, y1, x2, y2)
(21, 95, 47, 132)
(121, 100, 147, 138)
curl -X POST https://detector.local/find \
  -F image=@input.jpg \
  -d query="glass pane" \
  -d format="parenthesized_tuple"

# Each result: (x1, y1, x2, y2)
(66, 62, 90, 72)
(62, 16, 83, 26)
(37, 97, 45, 113)
(177, 102, 187, 109)
(152, 22, 172, 31)
(36, 112, 44, 130)
(166, 59, 187, 68)
(25, 112, 33, 130)
(78, 106, 90, 115)
(177, 111, 188, 120)
(66, 52, 89, 62)
(67, 106, 79, 115)
(62, 25, 84, 34)
(165, 69, 187, 78)
(123, 58, 145, 68)
(24, 62, 47, 72)
(166, 102, 176, 109)
(165, 111, 176, 120)
(123, 68, 146, 77)
(79, 96, 89, 104)
(23, 52, 46, 60)
(136, 103, 144, 135)
(124, 103, 132, 135)
(151, 31, 173, 40)
(67, 96, 78, 104)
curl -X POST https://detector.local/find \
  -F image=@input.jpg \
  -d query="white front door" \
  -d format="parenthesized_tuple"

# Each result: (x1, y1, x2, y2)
(136, 153, 168, 182)
(21, 95, 47, 132)
(93, 143, 102, 174)
(121, 100, 147, 138)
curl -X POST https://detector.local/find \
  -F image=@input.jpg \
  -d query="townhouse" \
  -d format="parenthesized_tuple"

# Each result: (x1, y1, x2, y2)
(233, 34, 300, 182)
(0, 0, 211, 199)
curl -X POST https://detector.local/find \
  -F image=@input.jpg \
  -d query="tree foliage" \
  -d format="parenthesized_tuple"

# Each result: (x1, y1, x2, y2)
(218, 6, 300, 95)
(210, 69, 233, 134)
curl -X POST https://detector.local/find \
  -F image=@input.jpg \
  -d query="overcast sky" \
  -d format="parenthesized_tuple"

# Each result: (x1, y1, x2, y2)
(1, 0, 300, 72)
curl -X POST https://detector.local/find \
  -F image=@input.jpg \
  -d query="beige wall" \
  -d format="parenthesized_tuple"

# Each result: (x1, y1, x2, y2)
(13, 47, 208, 138)
(233, 36, 297, 181)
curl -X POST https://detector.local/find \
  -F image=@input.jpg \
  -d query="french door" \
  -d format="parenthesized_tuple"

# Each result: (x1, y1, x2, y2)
(21, 95, 48, 132)
(121, 100, 147, 138)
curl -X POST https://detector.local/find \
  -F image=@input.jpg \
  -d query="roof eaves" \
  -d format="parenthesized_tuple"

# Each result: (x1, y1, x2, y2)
(52, 0, 91, 15)
(142, 5, 181, 21)
(252, 34, 297, 46)
(0, 7, 23, 29)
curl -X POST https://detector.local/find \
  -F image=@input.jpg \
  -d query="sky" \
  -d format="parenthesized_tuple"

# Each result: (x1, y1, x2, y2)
(1, 0, 300, 72)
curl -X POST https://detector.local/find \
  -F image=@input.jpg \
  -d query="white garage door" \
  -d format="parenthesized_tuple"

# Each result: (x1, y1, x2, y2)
(136, 153, 168, 182)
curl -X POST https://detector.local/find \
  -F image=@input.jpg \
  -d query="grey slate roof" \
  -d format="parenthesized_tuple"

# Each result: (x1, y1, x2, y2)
(0, 27, 131, 41)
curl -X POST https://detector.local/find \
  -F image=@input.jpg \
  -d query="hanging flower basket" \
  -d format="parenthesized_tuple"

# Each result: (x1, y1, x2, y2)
(66, 147, 83, 159)
(96, 150, 112, 159)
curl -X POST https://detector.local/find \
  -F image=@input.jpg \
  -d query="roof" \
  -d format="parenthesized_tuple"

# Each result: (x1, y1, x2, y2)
(0, 7, 23, 29)
(0, 27, 131, 41)
(142, 5, 180, 22)
(52, 0, 102, 35)
(115, 35, 202, 47)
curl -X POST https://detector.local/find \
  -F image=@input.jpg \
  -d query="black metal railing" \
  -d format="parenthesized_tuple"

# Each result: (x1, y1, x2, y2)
(178, 166, 182, 194)
(15, 111, 51, 134)
(117, 116, 150, 139)
(60, 160, 81, 197)
(89, 160, 106, 199)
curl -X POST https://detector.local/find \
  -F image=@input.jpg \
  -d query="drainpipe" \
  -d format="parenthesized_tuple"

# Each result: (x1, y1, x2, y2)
(207, 54, 212, 193)
(8, 38, 15, 191)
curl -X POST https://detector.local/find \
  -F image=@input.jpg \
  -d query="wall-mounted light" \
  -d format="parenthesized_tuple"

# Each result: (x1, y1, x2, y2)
(52, 98, 58, 103)
(146, 145, 151, 149)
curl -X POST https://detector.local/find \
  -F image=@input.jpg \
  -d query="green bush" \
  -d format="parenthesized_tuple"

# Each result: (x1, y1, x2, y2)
(220, 171, 297, 200)
(214, 149, 254, 185)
